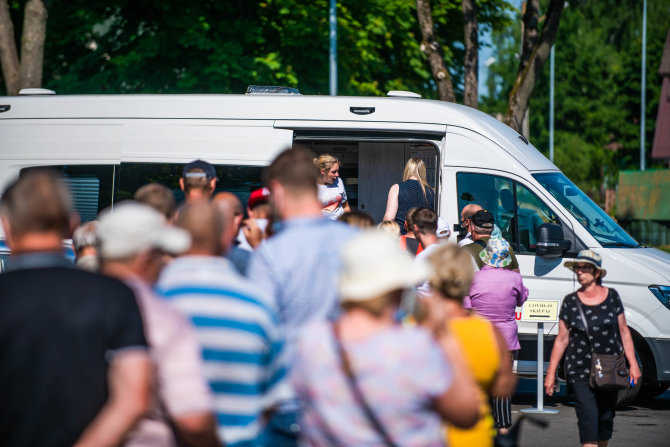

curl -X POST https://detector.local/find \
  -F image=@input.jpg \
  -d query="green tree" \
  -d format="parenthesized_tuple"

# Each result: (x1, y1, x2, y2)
(482, 0, 670, 205)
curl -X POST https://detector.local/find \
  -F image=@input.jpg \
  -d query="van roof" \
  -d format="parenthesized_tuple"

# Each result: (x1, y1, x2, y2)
(0, 94, 558, 172)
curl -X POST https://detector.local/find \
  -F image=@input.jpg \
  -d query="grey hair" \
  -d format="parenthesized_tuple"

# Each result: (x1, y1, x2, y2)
(72, 221, 99, 252)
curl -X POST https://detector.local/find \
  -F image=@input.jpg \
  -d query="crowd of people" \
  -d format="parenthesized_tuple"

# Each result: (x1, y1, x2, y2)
(0, 148, 640, 447)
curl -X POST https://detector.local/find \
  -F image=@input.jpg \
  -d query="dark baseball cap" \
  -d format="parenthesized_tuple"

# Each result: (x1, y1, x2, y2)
(183, 159, 217, 179)
(471, 210, 494, 229)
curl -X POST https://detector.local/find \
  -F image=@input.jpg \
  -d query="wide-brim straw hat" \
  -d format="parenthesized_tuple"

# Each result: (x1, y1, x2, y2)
(564, 249, 607, 278)
(339, 230, 429, 302)
(479, 237, 512, 268)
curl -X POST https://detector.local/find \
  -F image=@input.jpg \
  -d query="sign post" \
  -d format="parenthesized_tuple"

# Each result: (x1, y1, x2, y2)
(520, 299, 560, 415)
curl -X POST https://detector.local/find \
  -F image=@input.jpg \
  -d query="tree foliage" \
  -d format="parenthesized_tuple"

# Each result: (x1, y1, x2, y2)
(482, 0, 670, 204)
(0, 0, 515, 98)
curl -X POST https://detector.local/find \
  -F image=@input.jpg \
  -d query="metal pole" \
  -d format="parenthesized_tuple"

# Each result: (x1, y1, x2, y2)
(549, 45, 555, 163)
(329, 0, 337, 96)
(537, 323, 544, 410)
(521, 322, 559, 414)
(640, 0, 647, 170)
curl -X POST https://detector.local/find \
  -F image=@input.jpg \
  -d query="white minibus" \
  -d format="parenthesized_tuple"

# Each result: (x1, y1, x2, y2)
(2, 88, 669, 405)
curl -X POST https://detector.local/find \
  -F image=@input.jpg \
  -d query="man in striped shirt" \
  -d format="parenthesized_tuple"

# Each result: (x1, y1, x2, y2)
(157, 201, 288, 447)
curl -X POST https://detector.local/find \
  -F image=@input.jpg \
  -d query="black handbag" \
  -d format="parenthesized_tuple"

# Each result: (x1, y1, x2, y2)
(575, 299, 629, 390)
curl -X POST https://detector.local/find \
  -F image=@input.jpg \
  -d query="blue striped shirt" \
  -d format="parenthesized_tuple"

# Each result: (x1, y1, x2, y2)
(156, 256, 288, 447)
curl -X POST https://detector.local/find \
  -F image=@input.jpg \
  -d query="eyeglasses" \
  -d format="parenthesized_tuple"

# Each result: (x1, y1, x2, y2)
(573, 264, 594, 272)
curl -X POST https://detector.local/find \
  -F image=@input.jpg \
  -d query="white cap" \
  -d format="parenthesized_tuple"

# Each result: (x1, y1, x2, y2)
(436, 217, 451, 238)
(339, 230, 429, 302)
(98, 202, 191, 260)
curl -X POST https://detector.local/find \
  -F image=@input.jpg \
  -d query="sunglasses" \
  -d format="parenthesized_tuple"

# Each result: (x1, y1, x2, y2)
(573, 264, 595, 272)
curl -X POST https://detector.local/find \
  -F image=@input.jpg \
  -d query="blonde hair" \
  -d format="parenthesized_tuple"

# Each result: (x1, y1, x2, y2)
(377, 220, 400, 237)
(338, 211, 374, 229)
(428, 244, 474, 300)
(314, 154, 340, 175)
(402, 158, 433, 198)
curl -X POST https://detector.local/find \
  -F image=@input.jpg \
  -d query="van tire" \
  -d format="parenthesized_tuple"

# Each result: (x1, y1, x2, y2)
(637, 383, 670, 400)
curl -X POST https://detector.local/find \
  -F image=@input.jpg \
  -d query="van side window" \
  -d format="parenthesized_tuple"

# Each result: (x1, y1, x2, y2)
(457, 172, 558, 254)
(21, 165, 115, 223)
(117, 163, 263, 209)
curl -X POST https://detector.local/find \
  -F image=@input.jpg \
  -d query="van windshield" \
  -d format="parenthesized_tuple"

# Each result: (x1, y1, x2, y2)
(533, 172, 640, 247)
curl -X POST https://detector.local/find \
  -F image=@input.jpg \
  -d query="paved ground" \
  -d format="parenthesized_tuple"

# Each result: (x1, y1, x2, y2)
(511, 379, 670, 446)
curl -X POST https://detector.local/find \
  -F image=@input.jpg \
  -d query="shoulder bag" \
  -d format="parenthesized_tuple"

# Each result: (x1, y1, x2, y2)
(331, 323, 400, 447)
(575, 296, 629, 390)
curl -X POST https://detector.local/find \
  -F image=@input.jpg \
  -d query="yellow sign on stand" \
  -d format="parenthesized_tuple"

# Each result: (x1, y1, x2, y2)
(520, 299, 560, 322)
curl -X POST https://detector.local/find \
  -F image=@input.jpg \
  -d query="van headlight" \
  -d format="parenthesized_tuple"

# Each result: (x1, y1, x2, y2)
(649, 285, 670, 310)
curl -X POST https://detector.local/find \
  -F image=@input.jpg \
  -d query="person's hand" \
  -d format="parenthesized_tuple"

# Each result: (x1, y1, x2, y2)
(242, 218, 264, 249)
(629, 362, 642, 387)
(544, 373, 556, 396)
(420, 292, 448, 336)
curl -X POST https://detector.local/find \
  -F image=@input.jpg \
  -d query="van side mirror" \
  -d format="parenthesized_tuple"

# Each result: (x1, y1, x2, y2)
(536, 223, 571, 258)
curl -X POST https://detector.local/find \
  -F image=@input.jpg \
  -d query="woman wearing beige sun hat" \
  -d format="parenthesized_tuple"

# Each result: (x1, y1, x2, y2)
(290, 230, 479, 447)
(545, 250, 641, 447)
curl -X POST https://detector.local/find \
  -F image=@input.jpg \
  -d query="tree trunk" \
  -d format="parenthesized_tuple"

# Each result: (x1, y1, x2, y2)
(20, 0, 47, 89)
(462, 0, 478, 108)
(506, 0, 564, 133)
(416, 0, 455, 102)
(0, 0, 20, 95)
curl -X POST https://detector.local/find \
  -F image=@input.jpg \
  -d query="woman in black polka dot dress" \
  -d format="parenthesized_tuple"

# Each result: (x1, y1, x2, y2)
(544, 250, 641, 447)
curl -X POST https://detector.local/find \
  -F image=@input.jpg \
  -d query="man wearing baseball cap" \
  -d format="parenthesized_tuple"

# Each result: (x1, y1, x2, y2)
(236, 187, 272, 251)
(464, 210, 519, 272)
(97, 202, 220, 446)
(179, 159, 218, 204)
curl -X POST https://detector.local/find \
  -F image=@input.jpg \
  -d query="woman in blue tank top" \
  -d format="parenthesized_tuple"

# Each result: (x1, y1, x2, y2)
(383, 158, 435, 235)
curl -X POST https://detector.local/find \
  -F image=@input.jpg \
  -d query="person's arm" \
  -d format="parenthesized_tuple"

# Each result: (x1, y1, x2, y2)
(489, 326, 517, 397)
(382, 184, 399, 222)
(342, 201, 352, 213)
(174, 414, 221, 447)
(544, 320, 569, 396)
(433, 332, 480, 429)
(618, 313, 642, 386)
(515, 275, 529, 307)
(74, 350, 151, 447)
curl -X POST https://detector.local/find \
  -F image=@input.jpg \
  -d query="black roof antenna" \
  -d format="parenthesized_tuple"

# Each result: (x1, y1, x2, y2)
(514, 114, 529, 145)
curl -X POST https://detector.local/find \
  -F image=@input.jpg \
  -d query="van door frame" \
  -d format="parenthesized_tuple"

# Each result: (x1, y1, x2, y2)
(289, 128, 445, 218)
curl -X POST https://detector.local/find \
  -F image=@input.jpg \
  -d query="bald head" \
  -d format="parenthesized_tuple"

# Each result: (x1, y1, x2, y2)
(212, 192, 243, 254)
(461, 203, 483, 229)
(214, 192, 242, 215)
(176, 201, 223, 255)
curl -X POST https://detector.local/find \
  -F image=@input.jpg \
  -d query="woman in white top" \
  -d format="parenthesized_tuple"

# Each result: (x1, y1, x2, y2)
(315, 154, 351, 220)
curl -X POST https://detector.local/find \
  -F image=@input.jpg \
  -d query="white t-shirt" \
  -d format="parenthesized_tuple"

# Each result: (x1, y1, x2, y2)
(414, 243, 441, 298)
(318, 177, 348, 220)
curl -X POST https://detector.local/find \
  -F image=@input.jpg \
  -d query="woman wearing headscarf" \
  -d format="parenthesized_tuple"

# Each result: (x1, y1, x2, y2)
(544, 250, 641, 447)
(291, 231, 479, 446)
(464, 237, 528, 435)
(383, 158, 435, 235)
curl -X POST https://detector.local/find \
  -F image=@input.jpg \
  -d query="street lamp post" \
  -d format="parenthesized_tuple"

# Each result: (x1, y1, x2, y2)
(640, 0, 647, 170)
(549, 45, 555, 163)
(329, 0, 337, 96)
